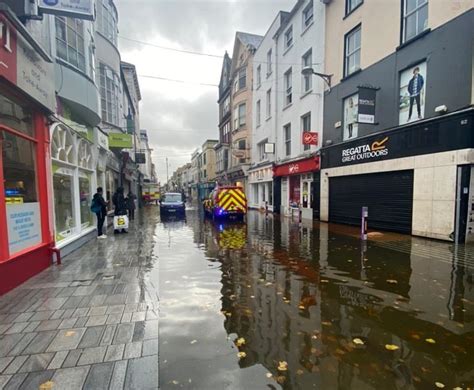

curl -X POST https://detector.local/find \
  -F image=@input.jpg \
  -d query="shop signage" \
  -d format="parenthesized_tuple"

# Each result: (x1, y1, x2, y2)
(274, 157, 320, 177)
(38, 0, 94, 21)
(342, 136, 389, 163)
(6, 202, 42, 255)
(321, 110, 474, 169)
(97, 131, 109, 151)
(0, 12, 55, 112)
(357, 86, 377, 124)
(302, 132, 318, 145)
(109, 133, 133, 149)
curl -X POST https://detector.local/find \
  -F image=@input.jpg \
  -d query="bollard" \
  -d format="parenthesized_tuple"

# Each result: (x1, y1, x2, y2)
(361, 206, 368, 241)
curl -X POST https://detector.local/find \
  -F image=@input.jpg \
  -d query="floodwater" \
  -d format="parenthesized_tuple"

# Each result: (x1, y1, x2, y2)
(154, 208, 474, 389)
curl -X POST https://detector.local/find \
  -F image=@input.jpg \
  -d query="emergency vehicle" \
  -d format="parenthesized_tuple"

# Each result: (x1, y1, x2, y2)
(203, 185, 247, 220)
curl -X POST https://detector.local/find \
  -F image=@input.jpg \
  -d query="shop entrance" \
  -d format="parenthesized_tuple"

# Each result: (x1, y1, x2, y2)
(329, 170, 414, 234)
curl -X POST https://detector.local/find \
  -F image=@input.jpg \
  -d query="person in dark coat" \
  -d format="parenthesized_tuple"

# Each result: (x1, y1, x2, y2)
(126, 191, 136, 220)
(112, 187, 127, 234)
(92, 187, 108, 238)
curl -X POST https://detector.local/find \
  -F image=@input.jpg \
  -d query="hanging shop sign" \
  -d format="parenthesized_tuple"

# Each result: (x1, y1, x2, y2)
(97, 130, 109, 151)
(274, 156, 320, 177)
(38, 0, 94, 21)
(321, 109, 474, 169)
(302, 132, 318, 145)
(109, 133, 133, 148)
(357, 86, 377, 124)
(0, 11, 55, 112)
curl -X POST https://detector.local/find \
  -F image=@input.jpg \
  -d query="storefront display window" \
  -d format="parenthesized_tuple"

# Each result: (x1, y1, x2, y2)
(53, 169, 75, 240)
(0, 94, 34, 137)
(2, 130, 42, 255)
(51, 125, 75, 163)
(79, 174, 92, 228)
(289, 176, 301, 207)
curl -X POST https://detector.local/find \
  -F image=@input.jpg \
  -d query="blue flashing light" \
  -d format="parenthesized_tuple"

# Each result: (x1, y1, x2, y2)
(219, 224, 224, 232)
(5, 189, 21, 196)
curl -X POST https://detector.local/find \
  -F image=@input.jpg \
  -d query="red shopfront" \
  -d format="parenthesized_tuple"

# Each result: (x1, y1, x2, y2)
(273, 156, 320, 219)
(0, 8, 55, 295)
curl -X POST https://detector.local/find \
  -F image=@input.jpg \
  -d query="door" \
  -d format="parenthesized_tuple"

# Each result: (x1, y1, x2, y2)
(329, 170, 414, 234)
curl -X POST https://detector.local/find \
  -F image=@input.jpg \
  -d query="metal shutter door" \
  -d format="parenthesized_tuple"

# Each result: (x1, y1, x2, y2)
(329, 170, 414, 234)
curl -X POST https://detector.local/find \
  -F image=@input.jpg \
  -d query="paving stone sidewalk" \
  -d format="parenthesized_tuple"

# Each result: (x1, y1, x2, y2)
(0, 209, 160, 390)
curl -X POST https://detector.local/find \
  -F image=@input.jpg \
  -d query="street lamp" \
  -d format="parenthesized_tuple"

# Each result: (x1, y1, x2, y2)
(301, 66, 332, 91)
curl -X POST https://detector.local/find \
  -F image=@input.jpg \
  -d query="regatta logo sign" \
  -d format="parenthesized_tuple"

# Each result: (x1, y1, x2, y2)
(341, 137, 389, 163)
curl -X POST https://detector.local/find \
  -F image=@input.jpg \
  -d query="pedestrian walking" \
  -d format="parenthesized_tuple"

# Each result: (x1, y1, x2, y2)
(126, 191, 136, 220)
(91, 187, 108, 238)
(112, 187, 128, 234)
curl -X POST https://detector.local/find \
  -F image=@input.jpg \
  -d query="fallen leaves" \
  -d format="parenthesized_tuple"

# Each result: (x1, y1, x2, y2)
(277, 361, 288, 371)
(237, 351, 247, 358)
(425, 338, 436, 344)
(65, 331, 76, 337)
(236, 337, 246, 347)
(39, 381, 54, 390)
(434, 382, 445, 388)
(352, 338, 365, 346)
(385, 344, 400, 351)
(386, 279, 398, 284)
(265, 373, 272, 379)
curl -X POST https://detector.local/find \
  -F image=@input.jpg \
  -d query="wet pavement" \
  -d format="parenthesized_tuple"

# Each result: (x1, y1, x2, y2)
(0, 207, 473, 389)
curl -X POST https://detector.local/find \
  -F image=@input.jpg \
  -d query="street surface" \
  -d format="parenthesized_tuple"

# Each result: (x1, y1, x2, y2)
(1, 207, 473, 389)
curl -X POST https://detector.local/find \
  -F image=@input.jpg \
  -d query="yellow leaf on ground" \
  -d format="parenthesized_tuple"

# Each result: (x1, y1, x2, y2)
(298, 305, 305, 310)
(296, 369, 304, 375)
(277, 361, 288, 371)
(425, 338, 436, 344)
(385, 344, 399, 351)
(39, 381, 54, 390)
(352, 338, 365, 345)
(266, 373, 272, 378)
(65, 331, 76, 337)
(237, 352, 246, 358)
(236, 337, 246, 347)
(434, 382, 445, 388)
(386, 279, 398, 284)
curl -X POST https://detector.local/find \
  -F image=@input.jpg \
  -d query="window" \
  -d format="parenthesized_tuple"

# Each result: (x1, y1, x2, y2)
(256, 100, 261, 127)
(343, 93, 359, 140)
(256, 65, 261, 88)
(238, 139, 246, 150)
(302, 49, 312, 93)
(284, 124, 291, 156)
(97, 0, 118, 46)
(301, 113, 311, 151)
(346, 0, 363, 15)
(344, 26, 361, 77)
(79, 174, 92, 228)
(203, 152, 207, 165)
(55, 17, 85, 72)
(98, 63, 120, 125)
(403, 0, 428, 42)
(222, 122, 231, 143)
(266, 89, 272, 118)
(223, 149, 229, 170)
(0, 94, 33, 137)
(267, 49, 272, 75)
(234, 103, 246, 129)
(258, 140, 267, 161)
(238, 68, 247, 90)
(303, 1, 314, 28)
(284, 26, 293, 49)
(223, 96, 230, 116)
(284, 68, 292, 106)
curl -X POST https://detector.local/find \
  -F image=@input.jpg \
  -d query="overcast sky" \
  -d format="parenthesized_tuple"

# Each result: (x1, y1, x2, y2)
(116, 0, 294, 183)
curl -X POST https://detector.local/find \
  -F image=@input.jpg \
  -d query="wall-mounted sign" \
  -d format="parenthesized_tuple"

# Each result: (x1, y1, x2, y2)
(358, 86, 377, 124)
(302, 132, 318, 145)
(0, 12, 55, 112)
(264, 143, 275, 154)
(109, 133, 133, 149)
(341, 136, 389, 163)
(343, 93, 358, 140)
(274, 156, 320, 177)
(38, 0, 94, 21)
(399, 61, 427, 125)
(7, 202, 42, 255)
(97, 130, 109, 151)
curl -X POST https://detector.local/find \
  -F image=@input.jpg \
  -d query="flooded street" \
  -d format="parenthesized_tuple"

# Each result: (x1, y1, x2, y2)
(156, 208, 474, 389)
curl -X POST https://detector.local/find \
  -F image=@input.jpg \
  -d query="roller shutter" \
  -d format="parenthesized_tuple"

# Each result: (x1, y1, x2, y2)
(329, 170, 414, 234)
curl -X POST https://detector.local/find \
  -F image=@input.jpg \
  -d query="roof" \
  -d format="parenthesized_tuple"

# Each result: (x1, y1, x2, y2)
(120, 61, 142, 101)
(236, 32, 263, 50)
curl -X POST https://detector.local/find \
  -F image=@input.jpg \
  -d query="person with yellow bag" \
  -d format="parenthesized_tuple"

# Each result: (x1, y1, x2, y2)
(112, 187, 129, 234)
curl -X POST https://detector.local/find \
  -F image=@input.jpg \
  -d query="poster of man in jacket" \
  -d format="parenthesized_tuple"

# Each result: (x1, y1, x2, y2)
(399, 62, 426, 125)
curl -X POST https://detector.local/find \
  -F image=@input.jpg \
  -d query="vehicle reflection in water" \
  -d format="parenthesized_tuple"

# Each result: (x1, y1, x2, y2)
(200, 212, 474, 390)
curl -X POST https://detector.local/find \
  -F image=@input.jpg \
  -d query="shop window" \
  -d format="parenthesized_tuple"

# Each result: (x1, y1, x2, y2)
(2, 130, 41, 255)
(79, 174, 92, 228)
(78, 139, 93, 169)
(268, 182, 273, 206)
(51, 125, 76, 164)
(53, 170, 75, 240)
(289, 175, 301, 207)
(0, 95, 34, 137)
(343, 93, 358, 140)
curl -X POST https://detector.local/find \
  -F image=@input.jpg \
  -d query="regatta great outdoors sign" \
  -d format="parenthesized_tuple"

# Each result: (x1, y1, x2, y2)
(342, 137, 388, 163)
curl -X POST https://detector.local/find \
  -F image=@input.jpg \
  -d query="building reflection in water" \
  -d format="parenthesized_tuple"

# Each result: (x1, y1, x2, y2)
(200, 211, 474, 389)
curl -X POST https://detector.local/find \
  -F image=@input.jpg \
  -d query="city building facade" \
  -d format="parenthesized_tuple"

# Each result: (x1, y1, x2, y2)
(319, 1, 474, 242)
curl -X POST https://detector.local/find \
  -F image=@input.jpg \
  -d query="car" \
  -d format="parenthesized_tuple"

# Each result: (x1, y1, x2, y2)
(203, 185, 247, 221)
(160, 192, 185, 216)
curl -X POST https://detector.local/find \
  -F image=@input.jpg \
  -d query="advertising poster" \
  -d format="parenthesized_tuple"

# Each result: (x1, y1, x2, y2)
(7, 203, 42, 255)
(399, 61, 427, 125)
(358, 87, 376, 124)
(343, 93, 358, 141)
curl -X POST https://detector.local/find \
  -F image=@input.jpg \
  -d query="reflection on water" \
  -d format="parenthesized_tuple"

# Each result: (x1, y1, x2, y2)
(158, 210, 474, 389)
